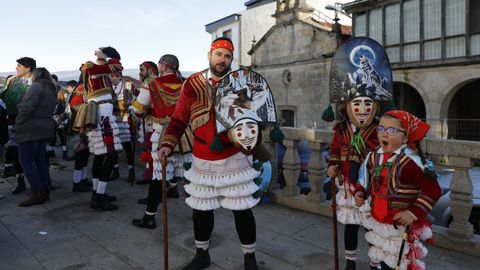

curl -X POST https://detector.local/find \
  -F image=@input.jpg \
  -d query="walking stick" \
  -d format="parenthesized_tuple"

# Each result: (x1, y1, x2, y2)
(161, 155, 169, 270)
(331, 170, 341, 270)
(395, 224, 410, 270)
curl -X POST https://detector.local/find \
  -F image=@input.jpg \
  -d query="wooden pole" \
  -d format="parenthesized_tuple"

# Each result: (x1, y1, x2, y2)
(331, 172, 340, 270)
(161, 156, 169, 270)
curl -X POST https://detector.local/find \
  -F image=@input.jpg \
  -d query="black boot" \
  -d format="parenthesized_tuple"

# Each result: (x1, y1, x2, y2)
(128, 168, 135, 184)
(19, 192, 44, 207)
(1, 166, 15, 178)
(73, 182, 91, 192)
(80, 178, 93, 188)
(182, 248, 211, 270)
(345, 260, 356, 270)
(167, 185, 179, 198)
(40, 188, 50, 201)
(244, 253, 258, 270)
(48, 150, 55, 158)
(138, 197, 148, 204)
(62, 150, 68, 160)
(12, 176, 26, 195)
(132, 213, 156, 229)
(90, 192, 118, 211)
(110, 167, 119, 180)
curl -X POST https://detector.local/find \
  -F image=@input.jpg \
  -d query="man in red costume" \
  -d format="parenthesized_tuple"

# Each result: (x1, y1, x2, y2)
(131, 55, 192, 229)
(82, 46, 123, 211)
(158, 37, 261, 270)
(135, 61, 158, 185)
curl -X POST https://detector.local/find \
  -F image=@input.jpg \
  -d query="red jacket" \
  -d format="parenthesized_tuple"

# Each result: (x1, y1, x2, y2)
(148, 74, 183, 119)
(161, 71, 239, 160)
(329, 121, 379, 190)
(85, 58, 123, 99)
(357, 148, 441, 223)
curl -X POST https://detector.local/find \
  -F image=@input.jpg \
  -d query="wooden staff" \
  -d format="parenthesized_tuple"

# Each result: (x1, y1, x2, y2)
(331, 170, 341, 270)
(395, 224, 410, 270)
(161, 155, 169, 270)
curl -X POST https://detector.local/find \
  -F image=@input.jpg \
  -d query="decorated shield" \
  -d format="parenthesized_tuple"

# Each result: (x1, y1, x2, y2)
(329, 37, 393, 104)
(215, 68, 277, 133)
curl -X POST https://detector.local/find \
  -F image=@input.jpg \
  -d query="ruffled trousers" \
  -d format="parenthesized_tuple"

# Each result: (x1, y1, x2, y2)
(184, 152, 261, 211)
(363, 217, 432, 270)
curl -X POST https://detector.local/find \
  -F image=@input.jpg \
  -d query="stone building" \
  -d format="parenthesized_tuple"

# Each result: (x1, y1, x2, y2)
(249, 0, 351, 129)
(344, 0, 480, 140)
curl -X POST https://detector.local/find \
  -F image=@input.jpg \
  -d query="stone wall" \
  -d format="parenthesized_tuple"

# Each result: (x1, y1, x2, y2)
(251, 21, 337, 129)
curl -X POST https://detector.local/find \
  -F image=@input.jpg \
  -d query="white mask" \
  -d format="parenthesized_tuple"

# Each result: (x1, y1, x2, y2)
(229, 119, 259, 154)
(347, 96, 377, 127)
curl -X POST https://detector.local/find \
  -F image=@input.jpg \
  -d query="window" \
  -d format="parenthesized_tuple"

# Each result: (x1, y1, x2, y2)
(403, 44, 420, 62)
(387, 46, 400, 63)
(445, 0, 466, 36)
(369, 8, 383, 44)
(446, 37, 466, 57)
(222, 29, 232, 39)
(281, 110, 295, 127)
(403, 0, 420, 43)
(354, 14, 366, 36)
(470, 0, 480, 33)
(471, 34, 480, 55)
(385, 4, 400, 45)
(423, 0, 442, 39)
(424, 40, 442, 60)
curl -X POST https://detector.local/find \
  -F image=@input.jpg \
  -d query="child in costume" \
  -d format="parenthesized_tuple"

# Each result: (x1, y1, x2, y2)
(354, 110, 441, 270)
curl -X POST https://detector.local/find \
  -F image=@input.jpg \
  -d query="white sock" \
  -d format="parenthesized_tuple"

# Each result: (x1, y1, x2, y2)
(16, 173, 24, 178)
(92, 178, 99, 191)
(345, 250, 357, 261)
(96, 181, 107, 194)
(82, 167, 88, 179)
(62, 146, 67, 151)
(241, 243, 256, 254)
(145, 211, 156, 216)
(195, 240, 210, 251)
(114, 164, 119, 168)
(128, 165, 132, 170)
(73, 170, 82, 183)
(4, 164, 13, 167)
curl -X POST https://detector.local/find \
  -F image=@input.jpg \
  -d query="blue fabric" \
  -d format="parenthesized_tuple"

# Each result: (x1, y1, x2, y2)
(18, 139, 50, 192)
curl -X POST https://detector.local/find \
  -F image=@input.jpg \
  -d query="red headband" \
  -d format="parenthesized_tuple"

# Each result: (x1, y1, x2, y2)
(384, 110, 430, 150)
(142, 62, 158, 75)
(210, 40, 234, 53)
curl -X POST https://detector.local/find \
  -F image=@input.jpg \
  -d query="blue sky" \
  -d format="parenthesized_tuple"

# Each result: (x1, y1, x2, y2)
(0, 0, 246, 72)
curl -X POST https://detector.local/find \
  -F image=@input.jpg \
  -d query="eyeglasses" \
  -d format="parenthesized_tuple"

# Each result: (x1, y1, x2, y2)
(377, 125, 405, 135)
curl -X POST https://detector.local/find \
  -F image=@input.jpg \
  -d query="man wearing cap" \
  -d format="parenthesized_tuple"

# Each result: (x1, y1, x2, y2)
(158, 37, 260, 270)
(131, 54, 192, 229)
(0, 57, 36, 195)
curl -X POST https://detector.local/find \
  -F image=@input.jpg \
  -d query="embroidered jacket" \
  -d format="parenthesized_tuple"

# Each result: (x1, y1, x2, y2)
(328, 121, 379, 189)
(357, 146, 441, 223)
(84, 58, 123, 99)
(160, 70, 239, 160)
(68, 84, 86, 111)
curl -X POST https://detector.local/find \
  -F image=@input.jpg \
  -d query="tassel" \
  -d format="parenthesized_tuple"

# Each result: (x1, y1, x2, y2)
(321, 104, 335, 122)
(252, 190, 263, 199)
(269, 123, 284, 142)
(183, 162, 192, 170)
(254, 177, 262, 186)
(210, 133, 224, 151)
(253, 160, 263, 171)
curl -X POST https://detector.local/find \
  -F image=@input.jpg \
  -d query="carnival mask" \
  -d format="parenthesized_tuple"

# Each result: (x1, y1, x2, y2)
(228, 118, 259, 154)
(346, 96, 378, 128)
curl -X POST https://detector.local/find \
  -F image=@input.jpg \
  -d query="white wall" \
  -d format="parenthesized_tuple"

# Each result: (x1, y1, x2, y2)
(240, 2, 276, 67)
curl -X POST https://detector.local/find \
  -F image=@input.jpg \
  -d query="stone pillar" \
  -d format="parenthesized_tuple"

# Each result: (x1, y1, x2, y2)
(307, 141, 327, 203)
(448, 157, 474, 239)
(282, 138, 300, 197)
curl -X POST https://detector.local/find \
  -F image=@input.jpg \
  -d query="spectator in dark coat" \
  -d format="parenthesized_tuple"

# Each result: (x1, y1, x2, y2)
(15, 67, 57, 207)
